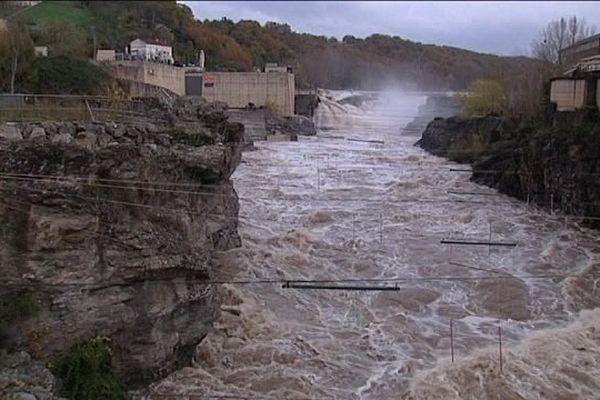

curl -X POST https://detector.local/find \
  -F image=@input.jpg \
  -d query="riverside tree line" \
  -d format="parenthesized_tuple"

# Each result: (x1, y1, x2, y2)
(0, 1, 595, 119)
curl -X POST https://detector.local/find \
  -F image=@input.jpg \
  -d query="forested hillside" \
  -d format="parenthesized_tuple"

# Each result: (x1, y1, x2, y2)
(5, 0, 546, 91)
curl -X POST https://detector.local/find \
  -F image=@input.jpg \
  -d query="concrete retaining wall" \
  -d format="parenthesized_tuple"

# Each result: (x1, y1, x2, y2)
(109, 61, 185, 96)
(201, 72, 295, 116)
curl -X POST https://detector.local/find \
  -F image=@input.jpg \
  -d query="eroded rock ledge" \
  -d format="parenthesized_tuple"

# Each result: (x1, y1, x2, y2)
(0, 100, 245, 394)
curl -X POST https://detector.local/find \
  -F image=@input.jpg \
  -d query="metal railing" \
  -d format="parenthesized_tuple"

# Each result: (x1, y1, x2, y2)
(0, 94, 152, 123)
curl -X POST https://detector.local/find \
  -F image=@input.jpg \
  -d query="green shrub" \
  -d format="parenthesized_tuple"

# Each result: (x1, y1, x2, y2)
(50, 337, 125, 400)
(170, 129, 214, 146)
(30, 56, 113, 95)
(0, 290, 41, 326)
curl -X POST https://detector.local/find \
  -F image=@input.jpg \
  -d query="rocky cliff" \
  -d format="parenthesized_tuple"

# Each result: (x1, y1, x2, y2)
(416, 109, 600, 228)
(0, 99, 245, 396)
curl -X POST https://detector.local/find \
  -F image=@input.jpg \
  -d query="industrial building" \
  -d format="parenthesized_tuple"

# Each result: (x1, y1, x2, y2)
(560, 34, 600, 66)
(109, 59, 296, 116)
(194, 71, 295, 116)
(550, 55, 600, 112)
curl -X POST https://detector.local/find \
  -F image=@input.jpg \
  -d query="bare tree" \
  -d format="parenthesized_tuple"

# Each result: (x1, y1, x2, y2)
(532, 16, 596, 64)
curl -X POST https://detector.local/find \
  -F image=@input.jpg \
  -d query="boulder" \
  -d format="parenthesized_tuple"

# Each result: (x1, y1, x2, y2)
(0, 124, 23, 141)
(58, 122, 76, 135)
(73, 131, 97, 150)
(97, 132, 113, 147)
(29, 127, 46, 141)
(283, 115, 317, 136)
(113, 124, 126, 138)
(51, 132, 73, 145)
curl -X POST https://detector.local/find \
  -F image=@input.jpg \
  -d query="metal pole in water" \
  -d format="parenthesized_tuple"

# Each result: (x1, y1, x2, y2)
(488, 220, 492, 257)
(550, 193, 554, 215)
(352, 214, 356, 244)
(450, 319, 455, 363)
(317, 160, 320, 193)
(498, 325, 503, 373)
(379, 212, 383, 245)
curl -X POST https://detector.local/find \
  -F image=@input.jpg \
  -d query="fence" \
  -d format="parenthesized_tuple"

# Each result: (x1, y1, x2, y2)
(0, 94, 152, 123)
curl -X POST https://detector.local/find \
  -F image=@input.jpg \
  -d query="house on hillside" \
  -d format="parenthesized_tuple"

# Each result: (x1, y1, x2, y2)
(560, 34, 600, 66)
(34, 46, 47, 57)
(127, 39, 173, 64)
(550, 55, 600, 111)
(5, 1, 40, 6)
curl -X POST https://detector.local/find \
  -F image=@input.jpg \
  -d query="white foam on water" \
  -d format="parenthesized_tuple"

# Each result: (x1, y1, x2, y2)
(148, 90, 600, 399)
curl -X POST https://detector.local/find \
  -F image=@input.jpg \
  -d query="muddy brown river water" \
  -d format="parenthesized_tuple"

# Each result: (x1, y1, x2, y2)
(148, 91, 600, 399)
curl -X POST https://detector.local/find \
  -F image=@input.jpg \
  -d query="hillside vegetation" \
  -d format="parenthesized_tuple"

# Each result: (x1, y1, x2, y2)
(8, 0, 548, 92)
(21, 1, 95, 26)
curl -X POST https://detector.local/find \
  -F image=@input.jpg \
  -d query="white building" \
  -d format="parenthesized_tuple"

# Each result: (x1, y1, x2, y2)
(264, 62, 288, 73)
(128, 39, 173, 64)
(34, 46, 47, 57)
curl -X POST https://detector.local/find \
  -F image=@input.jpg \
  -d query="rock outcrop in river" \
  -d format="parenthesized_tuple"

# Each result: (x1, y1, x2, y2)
(0, 99, 244, 395)
(402, 95, 460, 137)
(416, 109, 600, 227)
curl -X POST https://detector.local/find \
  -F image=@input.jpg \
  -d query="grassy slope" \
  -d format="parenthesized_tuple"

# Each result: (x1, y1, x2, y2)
(21, 1, 95, 26)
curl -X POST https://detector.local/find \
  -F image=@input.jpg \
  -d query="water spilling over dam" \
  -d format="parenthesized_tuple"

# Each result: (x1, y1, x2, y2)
(149, 90, 600, 399)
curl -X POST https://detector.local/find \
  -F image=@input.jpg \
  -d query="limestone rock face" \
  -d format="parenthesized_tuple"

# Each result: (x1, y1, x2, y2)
(416, 116, 505, 163)
(0, 106, 245, 389)
(0, 351, 57, 399)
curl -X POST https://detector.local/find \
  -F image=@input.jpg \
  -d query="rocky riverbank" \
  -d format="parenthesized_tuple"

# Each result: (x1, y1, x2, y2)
(0, 99, 244, 397)
(416, 109, 600, 227)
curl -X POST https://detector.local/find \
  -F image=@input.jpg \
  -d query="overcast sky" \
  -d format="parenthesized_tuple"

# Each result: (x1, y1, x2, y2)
(181, 1, 600, 56)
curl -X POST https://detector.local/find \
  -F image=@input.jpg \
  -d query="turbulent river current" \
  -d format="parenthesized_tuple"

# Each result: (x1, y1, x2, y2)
(151, 91, 600, 399)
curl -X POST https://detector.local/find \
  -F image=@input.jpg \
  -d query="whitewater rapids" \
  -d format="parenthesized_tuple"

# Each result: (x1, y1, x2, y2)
(147, 90, 600, 399)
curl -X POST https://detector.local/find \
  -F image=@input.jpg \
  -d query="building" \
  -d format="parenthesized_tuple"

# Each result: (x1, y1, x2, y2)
(264, 62, 288, 73)
(33, 46, 47, 57)
(128, 39, 173, 64)
(197, 71, 295, 116)
(5, 1, 40, 6)
(96, 49, 116, 62)
(560, 34, 600, 66)
(550, 56, 600, 111)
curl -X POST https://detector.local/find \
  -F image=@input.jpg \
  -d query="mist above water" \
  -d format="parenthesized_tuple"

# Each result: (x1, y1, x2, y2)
(148, 90, 600, 399)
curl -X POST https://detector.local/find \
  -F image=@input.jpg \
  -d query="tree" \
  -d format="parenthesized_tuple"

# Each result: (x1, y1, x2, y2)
(0, 22, 34, 93)
(456, 79, 505, 116)
(38, 21, 90, 58)
(532, 16, 596, 64)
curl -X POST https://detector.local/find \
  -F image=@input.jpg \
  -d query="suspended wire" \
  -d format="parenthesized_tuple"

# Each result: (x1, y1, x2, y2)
(0, 171, 230, 189)
(0, 184, 241, 222)
(0, 173, 232, 198)
(4, 171, 600, 216)
(0, 199, 141, 250)
(137, 392, 320, 400)
(0, 272, 578, 289)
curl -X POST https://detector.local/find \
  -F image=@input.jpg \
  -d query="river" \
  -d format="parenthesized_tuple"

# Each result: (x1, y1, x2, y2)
(149, 90, 600, 399)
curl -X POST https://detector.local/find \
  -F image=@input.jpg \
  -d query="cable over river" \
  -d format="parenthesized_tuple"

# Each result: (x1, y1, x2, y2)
(148, 90, 600, 399)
